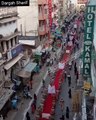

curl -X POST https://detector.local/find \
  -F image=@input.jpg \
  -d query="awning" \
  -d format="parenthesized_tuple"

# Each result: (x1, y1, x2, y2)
(16, 62, 37, 78)
(0, 32, 19, 41)
(24, 62, 37, 72)
(19, 40, 35, 46)
(4, 53, 23, 70)
(0, 17, 18, 24)
(16, 70, 31, 78)
(34, 45, 43, 55)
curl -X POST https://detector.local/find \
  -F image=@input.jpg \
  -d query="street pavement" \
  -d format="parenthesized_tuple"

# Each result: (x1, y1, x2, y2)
(54, 57, 81, 120)
(5, 48, 61, 120)
(54, 22, 84, 120)
(4, 15, 84, 120)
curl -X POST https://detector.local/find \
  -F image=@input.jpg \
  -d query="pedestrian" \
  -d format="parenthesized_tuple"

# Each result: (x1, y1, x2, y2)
(31, 102, 36, 113)
(68, 89, 72, 99)
(74, 66, 77, 75)
(66, 106, 69, 119)
(29, 80, 32, 89)
(67, 73, 71, 87)
(26, 83, 30, 91)
(76, 70, 79, 80)
(64, 71, 67, 81)
(26, 112, 30, 120)
(76, 39, 79, 49)
(0, 115, 3, 120)
(60, 98, 64, 112)
(74, 62, 77, 69)
(34, 93, 37, 105)
(60, 114, 65, 120)
(68, 62, 72, 70)
(42, 79, 45, 88)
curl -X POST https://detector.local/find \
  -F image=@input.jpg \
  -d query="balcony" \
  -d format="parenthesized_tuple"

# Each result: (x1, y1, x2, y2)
(0, 7, 17, 19)
(38, 0, 48, 5)
(39, 13, 47, 20)
(38, 27, 46, 35)
(46, 27, 49, 33)
(38, 26, 49, 35)
(0, 31, 19, 42)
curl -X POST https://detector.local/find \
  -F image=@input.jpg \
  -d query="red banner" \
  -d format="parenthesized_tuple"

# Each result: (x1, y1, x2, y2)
(48, 0, 52, 28)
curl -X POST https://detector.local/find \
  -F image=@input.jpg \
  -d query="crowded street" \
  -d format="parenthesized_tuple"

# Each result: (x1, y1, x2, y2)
(4, 10, 84, 120)
(0, 0, 95, 120)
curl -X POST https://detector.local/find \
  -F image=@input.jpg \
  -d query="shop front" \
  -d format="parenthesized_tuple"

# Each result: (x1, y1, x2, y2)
(3, 44, 23, 90)
(16, 62, 37, 85)
(0, 88, 14, 118)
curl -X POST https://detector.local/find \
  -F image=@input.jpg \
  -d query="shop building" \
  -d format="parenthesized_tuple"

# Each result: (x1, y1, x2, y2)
(0, 7, 24, 117)
(81, 0, 96, 120)
(90, 0, 96, 120)
(18, 0, 50, 51)
(0, 7, 24, 86)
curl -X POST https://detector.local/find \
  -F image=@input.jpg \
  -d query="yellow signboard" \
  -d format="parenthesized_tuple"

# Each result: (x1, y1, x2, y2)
(83, 81, 91, 90)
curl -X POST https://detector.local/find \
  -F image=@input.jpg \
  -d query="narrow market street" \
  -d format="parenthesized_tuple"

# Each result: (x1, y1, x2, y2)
(0, 0, 96, 120)
(54, 21, 84, 120)
(5, 15, 84, 120)
(54, 58, 81, 120)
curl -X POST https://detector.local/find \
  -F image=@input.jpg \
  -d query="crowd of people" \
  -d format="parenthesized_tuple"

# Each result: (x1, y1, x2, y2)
(58, 14, 84, 120)
(25, 12, 84, 120)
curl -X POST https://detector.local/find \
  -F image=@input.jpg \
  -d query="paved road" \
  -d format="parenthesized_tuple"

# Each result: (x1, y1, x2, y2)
(5, 48, 61, 120)
(54, 21, 84, 120)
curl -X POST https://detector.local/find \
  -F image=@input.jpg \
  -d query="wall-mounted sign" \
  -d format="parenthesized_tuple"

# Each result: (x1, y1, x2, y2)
(83, 6, 95, 76)
(11, 44, 23, 58)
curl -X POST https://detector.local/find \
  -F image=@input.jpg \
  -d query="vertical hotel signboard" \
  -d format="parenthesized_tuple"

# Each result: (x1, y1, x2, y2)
(48, 0, 52, 28)
(83, 6, 95, 76)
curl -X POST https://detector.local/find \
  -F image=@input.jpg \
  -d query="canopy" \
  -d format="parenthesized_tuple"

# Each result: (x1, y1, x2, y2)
(16, 70, 31, 78)
(4, 53, 23, 70)
(16, 62, 37, 78)
(24, 62, 37, 72)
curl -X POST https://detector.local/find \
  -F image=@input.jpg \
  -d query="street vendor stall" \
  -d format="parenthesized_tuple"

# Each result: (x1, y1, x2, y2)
(0, 88, 14, 118)
(16, 62, 37, 84)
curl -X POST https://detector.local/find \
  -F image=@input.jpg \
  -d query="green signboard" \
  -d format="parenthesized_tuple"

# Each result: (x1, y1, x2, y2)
(83, 5, 95, 76)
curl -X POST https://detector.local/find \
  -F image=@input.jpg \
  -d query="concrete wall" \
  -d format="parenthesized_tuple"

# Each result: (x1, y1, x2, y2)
(0, 22, 17, 37)
(17, 0, 39, 36)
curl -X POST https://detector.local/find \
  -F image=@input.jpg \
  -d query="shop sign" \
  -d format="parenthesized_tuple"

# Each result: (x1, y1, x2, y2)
(7, 50, 12, 60)
(83, 81, 91, 90)
(11, 44, 23, 58)
(83, 6, 95, 76)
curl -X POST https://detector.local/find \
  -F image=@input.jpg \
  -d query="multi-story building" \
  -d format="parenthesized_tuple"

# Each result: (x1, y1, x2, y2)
(18, 0, 50, 51)
(90, 0, 96, 120)
(0, 7, 23, 87)
(38, 0, 49, 44)
(81, 0, 96, 119)
(0, 7, 24, 117)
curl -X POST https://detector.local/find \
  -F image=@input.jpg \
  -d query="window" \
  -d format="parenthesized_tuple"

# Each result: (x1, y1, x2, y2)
(1, 42, 4, 52)
(4, 69, 7, 75)
(6, 41, 9, 50)
(15, 37, 18, 44)
(44, 9, 47, 14)
(11, 39, 13, 47)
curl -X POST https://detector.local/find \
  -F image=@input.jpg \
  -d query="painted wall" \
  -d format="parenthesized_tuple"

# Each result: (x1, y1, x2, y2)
(17, 0, 39, 36)
(0, 22, 17, 37)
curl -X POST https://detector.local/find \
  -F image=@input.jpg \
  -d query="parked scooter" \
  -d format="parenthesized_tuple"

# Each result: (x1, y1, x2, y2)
(23, 87, 32, 99)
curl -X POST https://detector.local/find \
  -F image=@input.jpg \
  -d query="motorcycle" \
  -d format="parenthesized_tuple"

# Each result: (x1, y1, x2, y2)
(23, 89, 32, 99)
